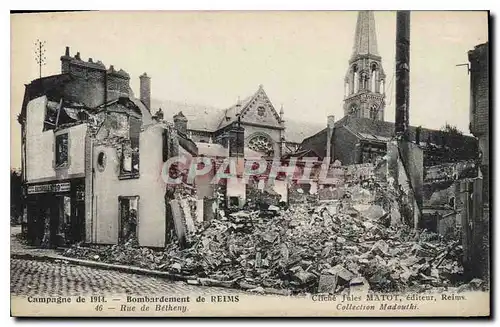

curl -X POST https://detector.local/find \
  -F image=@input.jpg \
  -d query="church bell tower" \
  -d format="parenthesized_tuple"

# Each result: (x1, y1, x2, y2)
(343, 11, 386, 121)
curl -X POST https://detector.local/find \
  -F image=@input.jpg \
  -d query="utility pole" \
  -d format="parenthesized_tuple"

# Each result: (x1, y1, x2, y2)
(34, 39, 46, 79)
(395, 11, 411, 141)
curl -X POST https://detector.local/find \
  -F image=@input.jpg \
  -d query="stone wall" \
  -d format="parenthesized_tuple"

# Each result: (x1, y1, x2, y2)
(243, 125, 282, 157)
(332, 125, 361, 165)
(63, 63, 107, 108)
(89, 124, 169, 247)
(344, 163, 375, 184)
(25, 96, 87, 183)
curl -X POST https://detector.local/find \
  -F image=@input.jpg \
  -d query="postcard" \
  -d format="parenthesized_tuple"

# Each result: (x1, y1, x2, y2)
(10, 10, 490, 317)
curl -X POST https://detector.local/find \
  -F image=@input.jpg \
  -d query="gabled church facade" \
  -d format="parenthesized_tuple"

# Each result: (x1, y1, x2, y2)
(209, 85, 285, 158)
(152, 85, 325, 158)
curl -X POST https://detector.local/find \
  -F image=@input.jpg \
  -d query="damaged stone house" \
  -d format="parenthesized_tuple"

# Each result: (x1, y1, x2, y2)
(172, 115, 288, 211)
(19, 47, 196, 248)
(159, 88, 293, 210)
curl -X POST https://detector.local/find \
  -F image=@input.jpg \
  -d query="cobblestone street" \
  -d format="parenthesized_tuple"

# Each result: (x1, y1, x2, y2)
(11, 226, 248, 298)
(11, 258, 245, 297)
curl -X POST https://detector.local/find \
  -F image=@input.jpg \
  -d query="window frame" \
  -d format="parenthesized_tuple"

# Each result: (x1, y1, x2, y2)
(119, 142, 140, 180)
(118, 115, 140, 180)
(54, 132, 69, 169)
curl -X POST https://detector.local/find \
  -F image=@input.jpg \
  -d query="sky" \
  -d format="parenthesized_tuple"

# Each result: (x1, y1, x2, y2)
(10, 11, 488, 169)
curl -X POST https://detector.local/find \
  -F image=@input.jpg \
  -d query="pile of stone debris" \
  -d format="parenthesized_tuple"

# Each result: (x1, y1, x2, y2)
(63, 190, 471, 295)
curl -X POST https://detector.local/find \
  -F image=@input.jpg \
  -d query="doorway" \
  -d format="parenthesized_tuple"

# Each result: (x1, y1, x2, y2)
(118, 196, 139, 244)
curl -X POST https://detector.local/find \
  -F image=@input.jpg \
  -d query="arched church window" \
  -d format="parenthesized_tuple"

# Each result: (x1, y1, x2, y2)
(370, 104, 378, 119)
(349, 104, 359, 117)
(248, 134, 274, 156)
(353, 65, 359, 93)
(371, 63, 378, 92)
(361, 72, 368, 90)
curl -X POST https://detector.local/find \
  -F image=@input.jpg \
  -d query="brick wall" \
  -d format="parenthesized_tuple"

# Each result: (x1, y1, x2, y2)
(63, 64, 107, 108)
(107, 73, 131, 102)
(468, 43, 489, 137)
(60, 50, 132, 108)
(344, 163, 374, 183)
(300, 129, 327, 159)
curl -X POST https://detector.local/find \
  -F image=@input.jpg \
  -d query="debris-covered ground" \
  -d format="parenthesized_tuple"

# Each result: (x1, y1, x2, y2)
(63, 181, 486, 295)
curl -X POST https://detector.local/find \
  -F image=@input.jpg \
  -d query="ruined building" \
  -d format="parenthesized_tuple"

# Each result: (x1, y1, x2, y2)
(299, 11, 478, 166)
(19, 47, 196, 248)
(468, 42, 489, 205)
(461, 41, 489, 279)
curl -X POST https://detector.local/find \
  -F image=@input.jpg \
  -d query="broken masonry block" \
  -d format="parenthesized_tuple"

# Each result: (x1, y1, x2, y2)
(262, 258, 270, 268)
(370, 240, 390, 256)
(326, 265, 355, 284)
(292, 270, 316, 285)
(262, 232, 278, 243)
(336, 236, 346, 244)
(349, 277, 370, 294)
(171, 262, 182, 272)
(239, 281, 259, 290)
(317, 274, 338, 294)
(255, 252, 262, 268)
(361, 205, 386, 221)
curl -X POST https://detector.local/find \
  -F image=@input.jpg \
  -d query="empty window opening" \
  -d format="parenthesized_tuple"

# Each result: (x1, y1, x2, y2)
(97, 152, 106, 171)
(55, 133, 69, 167)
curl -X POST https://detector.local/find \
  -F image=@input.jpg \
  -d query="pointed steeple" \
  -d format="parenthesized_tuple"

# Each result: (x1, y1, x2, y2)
(343, 10, 386, 121)
(351, 11, 380, 59)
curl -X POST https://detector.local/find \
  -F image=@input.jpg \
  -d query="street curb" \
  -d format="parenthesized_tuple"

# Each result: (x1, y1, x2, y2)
(11, 253, 192, 282)
(11, 253, 291, 296)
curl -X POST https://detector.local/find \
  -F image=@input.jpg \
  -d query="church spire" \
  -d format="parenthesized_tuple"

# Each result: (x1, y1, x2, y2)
(351, 11, 380, 59)
(343, 11, 386, 121)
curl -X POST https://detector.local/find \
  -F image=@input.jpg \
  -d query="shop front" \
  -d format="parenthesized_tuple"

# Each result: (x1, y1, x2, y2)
(25, 178, 85, 247)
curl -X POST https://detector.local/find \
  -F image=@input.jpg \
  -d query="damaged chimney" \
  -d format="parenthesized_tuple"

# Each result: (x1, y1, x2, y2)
(61, 46, 71, 74)
(326, 115, 335, 162)
(173, 111, 188, 135)
(139, 73, 151, 111)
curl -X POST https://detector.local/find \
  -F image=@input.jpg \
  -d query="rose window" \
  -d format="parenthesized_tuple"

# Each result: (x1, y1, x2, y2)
(248, 135, 274, 155)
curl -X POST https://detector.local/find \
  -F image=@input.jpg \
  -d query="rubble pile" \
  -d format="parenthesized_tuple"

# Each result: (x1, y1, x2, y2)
(288, 185, 319, 204)
(64, 185, 467, 294)
(245, 185, 283, 209)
